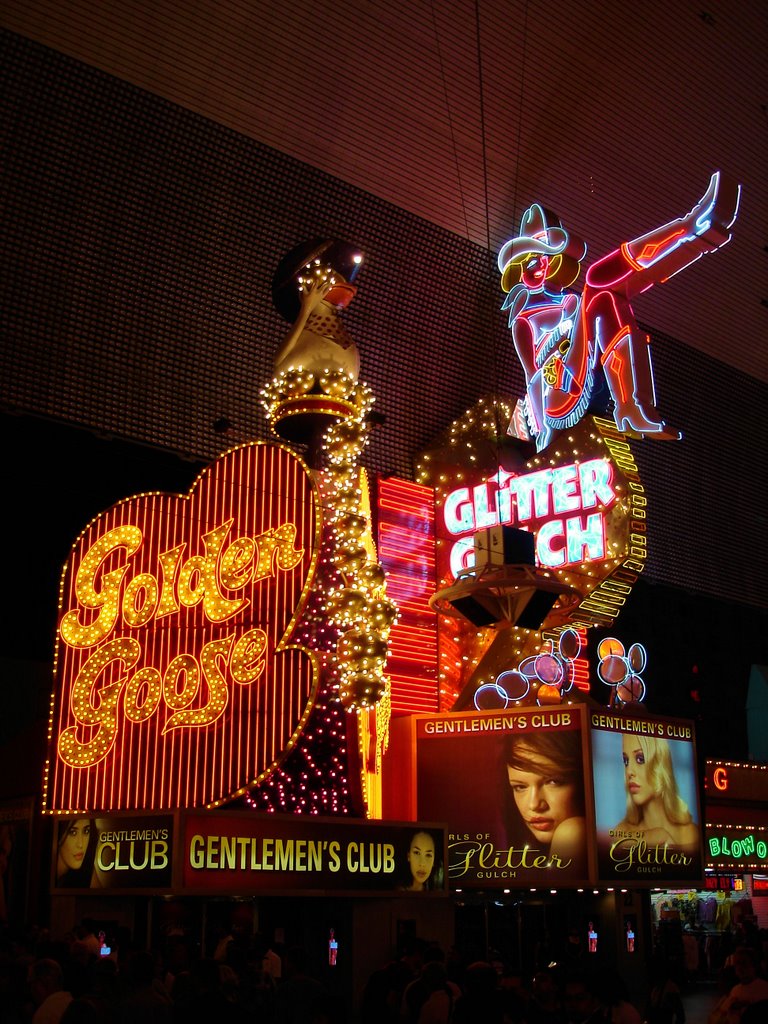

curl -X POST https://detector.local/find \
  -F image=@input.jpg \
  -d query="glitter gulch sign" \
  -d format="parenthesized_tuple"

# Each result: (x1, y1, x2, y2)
(44, 443, 320, 812)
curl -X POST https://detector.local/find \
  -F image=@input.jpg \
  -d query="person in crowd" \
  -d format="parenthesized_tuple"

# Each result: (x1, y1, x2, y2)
(212, 905, 253, 963)
(74, 921, 101, 959)
(527, 967, 568, 1024)
(563, 972, 610, 1024)
(498, 972, 530, 1024)
(55, 820, 97, 888)
(360, 939, 427, 1023)
(615, 736, 699, 854)
(243, 942, 279, 1021)
(741, 1001, 768, 1024)
(564, 927, 586, 968)
(120, 949, 173, 1024)
(452, 961, 505, 1023)
(399, 831, 442, 892)
(58, 999, 100, 1024)
(169, 956, 244, 1024)
(0, 823, 14, 925)
(401, 947, 461, 1024)
(161, 936, 193, 997)
(709, 946, 768, 1023)
(405, 961, 455, 1023)
(681, 927, 700, 983)
(645, 957, 685, 1024)
(78, 955, 121, 1024)
(502, 731, 587, 874)
(274, 945, 326, 1024)
(598, 972, 642, 1024)
(0, 943, 31, 1024)
(28, 959, 73, 1024)
(306, 992, 348, 1024)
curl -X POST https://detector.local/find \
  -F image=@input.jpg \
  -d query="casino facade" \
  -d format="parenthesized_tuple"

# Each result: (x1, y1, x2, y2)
(1, 1, 767, 1010)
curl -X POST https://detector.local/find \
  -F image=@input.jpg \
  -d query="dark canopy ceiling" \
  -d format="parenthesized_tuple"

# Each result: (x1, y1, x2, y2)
(3, 0, 766, 381)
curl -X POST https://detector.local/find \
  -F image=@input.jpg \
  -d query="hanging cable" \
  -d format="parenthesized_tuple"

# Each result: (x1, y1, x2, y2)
(473, 0, 493, 259)
(510, 0, 530, 233)
(473, 0, 505, 439)
(430, 0, 472, 241)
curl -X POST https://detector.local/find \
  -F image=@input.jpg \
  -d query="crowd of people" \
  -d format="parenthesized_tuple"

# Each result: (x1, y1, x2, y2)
(0, 921, 339, 1024)
(361, 937, 654, 1024)
(2, 917, 768, 1024)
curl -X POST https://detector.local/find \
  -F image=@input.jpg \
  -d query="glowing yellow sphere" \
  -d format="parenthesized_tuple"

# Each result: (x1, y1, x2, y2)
(334, 485, 361, 507)
(281, 369, 315, 396)
(333, 545, 368, 573)
(326, 462, 355, 481)
(327, 588, 367, 618)
(335, 512, 367, 538)
(337, 629, 387, 664)
(357, 562, 387, 589)
(334, 419, 364, 442)
(366, 598, 398, 629)
(319, 372, 353, 398)
(340, 671, 386, 708)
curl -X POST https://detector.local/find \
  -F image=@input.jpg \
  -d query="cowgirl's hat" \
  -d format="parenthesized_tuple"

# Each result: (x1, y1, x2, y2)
(497, 204, 570, 270)
(498, 204, 586, 292)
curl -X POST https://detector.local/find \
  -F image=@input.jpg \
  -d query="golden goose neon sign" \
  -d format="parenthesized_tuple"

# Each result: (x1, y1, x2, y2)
(57, 519, 303, 768)
(44, 442, 320, 812)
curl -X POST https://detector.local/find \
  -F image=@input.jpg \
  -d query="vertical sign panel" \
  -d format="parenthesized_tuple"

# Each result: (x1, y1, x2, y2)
(590, 711, 703, 884)
(416, 706, 594, 888)
(377, 478, 439, 713)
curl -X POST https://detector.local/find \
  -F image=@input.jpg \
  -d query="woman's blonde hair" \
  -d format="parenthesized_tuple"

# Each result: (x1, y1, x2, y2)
(624, 736, 692, 826)
(500, 251, 582, 293)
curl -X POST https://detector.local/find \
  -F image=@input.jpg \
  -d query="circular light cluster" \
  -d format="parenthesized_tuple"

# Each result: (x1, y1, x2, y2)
(597, 637, 647, 704)
(475, 627, 582, 710)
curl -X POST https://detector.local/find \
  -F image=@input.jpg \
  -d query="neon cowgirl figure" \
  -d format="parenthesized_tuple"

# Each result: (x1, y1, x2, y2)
(498, 173, 740, 451)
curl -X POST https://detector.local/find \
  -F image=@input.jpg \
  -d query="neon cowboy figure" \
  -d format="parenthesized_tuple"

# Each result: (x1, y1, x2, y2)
(498, 173, 740, 451)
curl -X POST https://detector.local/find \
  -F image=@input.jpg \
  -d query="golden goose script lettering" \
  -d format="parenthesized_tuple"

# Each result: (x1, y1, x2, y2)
(58, 518, 304, 768)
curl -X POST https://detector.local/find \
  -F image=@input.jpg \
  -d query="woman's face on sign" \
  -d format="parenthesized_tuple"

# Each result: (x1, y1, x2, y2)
(58, 819, 91, 873)
(507, 746, 579, 844)
(622, 736, 653, 807)
(521, 253, 550, 290)
(407, 832, 435, 889)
